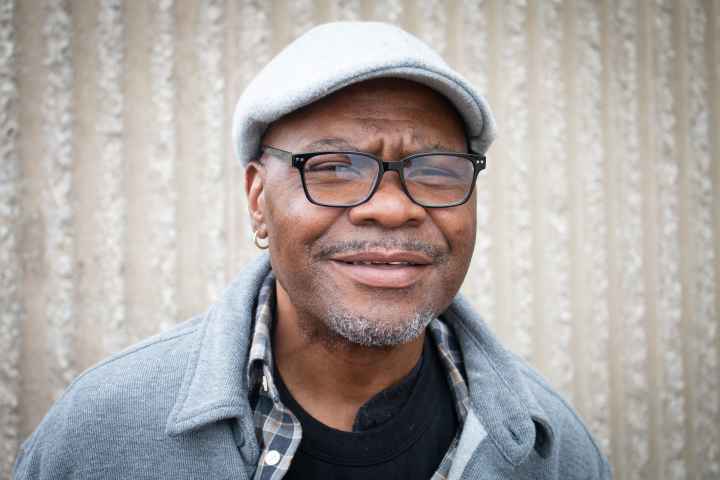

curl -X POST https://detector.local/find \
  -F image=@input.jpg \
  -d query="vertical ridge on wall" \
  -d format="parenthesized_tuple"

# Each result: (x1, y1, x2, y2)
(527, 0, 544, 374)
(573, 0, 610, 455)
(711, 5, 720, 477)
(459, 1, 489, 95)
(459, 0, 494, 330)
(228, 1, 272, 270)
(536, 0, 572, 400)
(329, 0, 361, 21)
(16, 0, 52, 446)
(609, 0, 650, 476)
(654, 0, 686, 477)
(150, 0, 178, 331)
(603, 0, 626, 470)
(225, 0, 240, 278)
(235, 1, 272, 108)
(71, 0, 102, 367)
(368, 0, 402, 23)
(43, 0, 76, 399)
(96, 0, 127, 353)
(503, 0, 533, 360)
(638, 2, 662, 475)
(123, 0, 154, 342)
(0, 0, 21, 475)
(565, 0, 585, 423)
(288, 0, 316, 38)
(675, 0, 699, 474)
(414, 0, 447, 56)
(198, 0, 226, 302)
(486, 0, 510, 346)
(687, 1, 719, 476)
(173, 2, 205, 321)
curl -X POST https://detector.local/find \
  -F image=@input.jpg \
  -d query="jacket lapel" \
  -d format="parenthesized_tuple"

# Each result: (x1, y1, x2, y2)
(443, 296, 556, 474)
(165, 254, 273, 464)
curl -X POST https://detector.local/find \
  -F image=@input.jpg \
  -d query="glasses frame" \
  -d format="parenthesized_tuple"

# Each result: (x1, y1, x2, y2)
(260, 145, 486, 208)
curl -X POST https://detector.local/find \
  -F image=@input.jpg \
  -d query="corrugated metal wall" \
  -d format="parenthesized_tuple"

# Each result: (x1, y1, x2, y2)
(1, 0, 718, 478)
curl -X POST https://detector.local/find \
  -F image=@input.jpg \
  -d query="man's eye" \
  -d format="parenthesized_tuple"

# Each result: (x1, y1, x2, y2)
(419, 168, 455, 176)
(306, 153, 349, 168)
(307, 162, 351, 172)
(305, 161, 366, 181)
(407, 167, 460, 180)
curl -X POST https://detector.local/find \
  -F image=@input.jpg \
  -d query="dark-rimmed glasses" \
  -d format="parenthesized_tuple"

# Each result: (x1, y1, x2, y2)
(260, 145, 486, 208)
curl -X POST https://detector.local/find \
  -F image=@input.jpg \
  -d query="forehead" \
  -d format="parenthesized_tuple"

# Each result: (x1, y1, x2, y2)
(262, 79, 467, 151)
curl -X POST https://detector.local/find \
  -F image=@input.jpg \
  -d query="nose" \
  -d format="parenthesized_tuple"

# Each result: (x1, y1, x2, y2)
(347, 170, 427, 227)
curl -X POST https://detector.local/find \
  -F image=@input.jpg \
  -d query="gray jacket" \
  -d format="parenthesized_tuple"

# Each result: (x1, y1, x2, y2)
(13, 254, 611, 479)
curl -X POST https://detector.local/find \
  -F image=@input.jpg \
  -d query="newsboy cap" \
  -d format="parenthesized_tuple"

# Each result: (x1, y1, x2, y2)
(232, 21, 497, 166)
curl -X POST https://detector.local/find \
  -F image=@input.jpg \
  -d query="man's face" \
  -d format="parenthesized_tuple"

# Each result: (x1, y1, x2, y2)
(246, 79, 476, 347)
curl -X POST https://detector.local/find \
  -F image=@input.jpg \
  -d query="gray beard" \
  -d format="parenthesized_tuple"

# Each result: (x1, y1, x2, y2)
(324, 308, 436, 347)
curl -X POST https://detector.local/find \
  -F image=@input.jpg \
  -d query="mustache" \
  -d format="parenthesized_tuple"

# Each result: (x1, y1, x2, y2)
(314, 239, 448, 262)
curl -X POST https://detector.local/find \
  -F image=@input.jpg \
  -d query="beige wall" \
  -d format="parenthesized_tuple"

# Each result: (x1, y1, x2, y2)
(1, 0, 719, 478)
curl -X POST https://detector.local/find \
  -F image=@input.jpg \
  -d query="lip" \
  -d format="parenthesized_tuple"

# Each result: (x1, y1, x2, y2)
(329, 250, 433, 289)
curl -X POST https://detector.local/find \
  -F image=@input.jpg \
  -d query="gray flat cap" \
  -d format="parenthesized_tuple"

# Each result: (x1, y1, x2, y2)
(232, 21, 496, 166)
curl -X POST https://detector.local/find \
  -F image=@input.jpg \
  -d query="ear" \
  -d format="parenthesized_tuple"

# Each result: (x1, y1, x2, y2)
(245, 161, 267, 236)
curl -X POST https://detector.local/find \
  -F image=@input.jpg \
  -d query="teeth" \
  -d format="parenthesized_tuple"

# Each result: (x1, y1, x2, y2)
(351, 261, 413, 266)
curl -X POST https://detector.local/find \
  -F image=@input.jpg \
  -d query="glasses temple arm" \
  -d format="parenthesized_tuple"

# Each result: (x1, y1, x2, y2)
(260, 145, 294, 162)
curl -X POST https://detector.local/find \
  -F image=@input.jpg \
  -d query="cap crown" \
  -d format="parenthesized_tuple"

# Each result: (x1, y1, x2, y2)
(232, 21, 496, 166)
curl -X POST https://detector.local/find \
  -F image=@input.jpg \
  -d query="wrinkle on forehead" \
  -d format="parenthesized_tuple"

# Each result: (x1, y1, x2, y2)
(262, 78, 467, 156)
(303, 134, 458, 159)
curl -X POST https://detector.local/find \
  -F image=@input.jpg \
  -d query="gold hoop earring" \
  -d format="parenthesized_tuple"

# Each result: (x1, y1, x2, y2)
(253, 231, 269, 250)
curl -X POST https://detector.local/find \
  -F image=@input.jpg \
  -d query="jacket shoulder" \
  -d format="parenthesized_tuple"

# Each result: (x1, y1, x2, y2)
(13, 317, 203, 479)
(514, 359, 612, 479)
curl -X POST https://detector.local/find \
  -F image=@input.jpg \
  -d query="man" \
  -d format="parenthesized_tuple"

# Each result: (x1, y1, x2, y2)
(14, 22, 611, 479)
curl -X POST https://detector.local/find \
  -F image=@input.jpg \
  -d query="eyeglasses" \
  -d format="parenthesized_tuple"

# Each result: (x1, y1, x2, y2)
(260, 145, 486, 208)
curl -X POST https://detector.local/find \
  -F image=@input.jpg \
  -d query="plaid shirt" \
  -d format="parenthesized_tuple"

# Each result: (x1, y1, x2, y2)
(248, 272, 472, 480)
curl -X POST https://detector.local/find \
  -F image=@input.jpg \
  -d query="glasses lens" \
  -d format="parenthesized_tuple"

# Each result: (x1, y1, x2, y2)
(302, 152, 379, 206)
(403, 154, 475, 206)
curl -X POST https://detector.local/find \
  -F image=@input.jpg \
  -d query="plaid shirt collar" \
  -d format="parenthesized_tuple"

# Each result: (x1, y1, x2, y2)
(247, 271, 278, 402)
(247, 271, 471, 480)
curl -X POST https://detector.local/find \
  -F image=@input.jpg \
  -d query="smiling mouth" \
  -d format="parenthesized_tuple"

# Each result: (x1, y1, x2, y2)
(339, 261, 421, 266)
(330, 249, 433, 265)
(329, 252, 432, 288)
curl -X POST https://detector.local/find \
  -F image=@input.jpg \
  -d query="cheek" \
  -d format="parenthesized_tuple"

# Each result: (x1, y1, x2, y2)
(432, 207, 476, 304)
(430, 205, 476, 256)
(262, 174, 344, 260)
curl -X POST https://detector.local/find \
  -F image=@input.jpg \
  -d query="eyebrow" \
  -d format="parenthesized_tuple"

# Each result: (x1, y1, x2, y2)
(303, 138, 359, 151)
(421, 142, 454, 152)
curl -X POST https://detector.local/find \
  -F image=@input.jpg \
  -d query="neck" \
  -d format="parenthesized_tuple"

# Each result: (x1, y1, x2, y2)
(273, 280, 425, 432)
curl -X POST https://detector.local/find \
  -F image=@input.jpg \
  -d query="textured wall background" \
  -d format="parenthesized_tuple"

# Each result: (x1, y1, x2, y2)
(1, 0, 718, 478)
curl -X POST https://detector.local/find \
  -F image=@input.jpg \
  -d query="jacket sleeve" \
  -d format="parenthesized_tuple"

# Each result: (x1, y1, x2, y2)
(12, 393, 79, 480)
(554, 411, 613, 480)
(599, 452, 613, 479)
(12, 439, 44, 480)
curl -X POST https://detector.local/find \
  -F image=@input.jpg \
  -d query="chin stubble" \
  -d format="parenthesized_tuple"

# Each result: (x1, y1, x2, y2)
(301, 238, 448, 348)
(324, 307, 436, 347)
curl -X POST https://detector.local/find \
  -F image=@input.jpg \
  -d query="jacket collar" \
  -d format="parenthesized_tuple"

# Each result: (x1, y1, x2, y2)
(165, 254, 271, 452)
(166, 253, 554, 466)
(443, 296, 555, 465)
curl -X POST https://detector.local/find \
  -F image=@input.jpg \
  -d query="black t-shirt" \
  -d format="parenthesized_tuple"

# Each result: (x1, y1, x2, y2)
(275, 336, 458, 479)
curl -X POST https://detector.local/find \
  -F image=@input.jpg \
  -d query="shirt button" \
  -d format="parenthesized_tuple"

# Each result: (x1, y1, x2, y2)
(265, 450, 281, 466)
